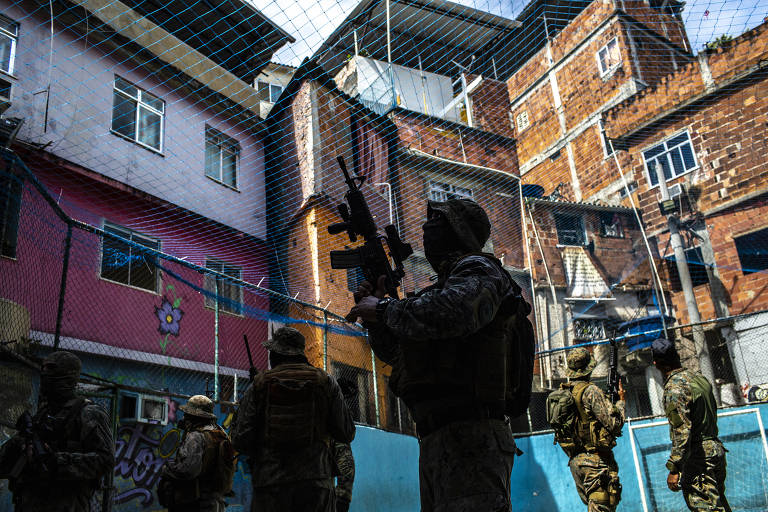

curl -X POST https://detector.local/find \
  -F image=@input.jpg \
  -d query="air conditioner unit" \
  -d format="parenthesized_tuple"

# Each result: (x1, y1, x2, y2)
(119, 392, 169, 425)
(668, 183, 684, 198)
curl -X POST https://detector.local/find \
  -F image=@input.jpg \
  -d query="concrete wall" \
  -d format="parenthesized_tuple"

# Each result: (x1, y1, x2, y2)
(1, 0, 267, 239)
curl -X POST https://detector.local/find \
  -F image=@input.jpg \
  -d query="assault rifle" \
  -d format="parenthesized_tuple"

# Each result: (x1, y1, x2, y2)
(608, 332, 620, 403)
(328, 156, 413, 301)
(9, 411, 53, 479)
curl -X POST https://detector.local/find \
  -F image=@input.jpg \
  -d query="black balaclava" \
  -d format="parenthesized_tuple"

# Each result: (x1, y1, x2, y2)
(40, 351, 81, 406)
(422, 212, 463, 273)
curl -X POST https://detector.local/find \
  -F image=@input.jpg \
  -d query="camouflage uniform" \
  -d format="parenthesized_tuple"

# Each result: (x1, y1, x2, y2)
(663, 368, 731, 512)
(366, 199, 521, 512)
(333, 441, 355, 512)
(0, 351, 114, 512)
(159, 395, 234, 512)
(231, 327, 355, 512)
(562, 349, 625, 512)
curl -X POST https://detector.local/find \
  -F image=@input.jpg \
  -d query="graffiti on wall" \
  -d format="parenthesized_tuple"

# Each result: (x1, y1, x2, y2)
(154, 284, 184, 357)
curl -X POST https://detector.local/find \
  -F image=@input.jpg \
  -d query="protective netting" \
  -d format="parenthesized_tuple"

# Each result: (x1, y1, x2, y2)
(0, 0, 767, 508)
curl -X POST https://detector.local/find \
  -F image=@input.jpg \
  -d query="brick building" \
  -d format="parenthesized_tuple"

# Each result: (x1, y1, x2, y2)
(603, 22, 768, 402)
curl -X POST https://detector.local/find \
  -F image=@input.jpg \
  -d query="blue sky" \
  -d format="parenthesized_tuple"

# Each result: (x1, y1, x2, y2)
(252, 0, 768, 67)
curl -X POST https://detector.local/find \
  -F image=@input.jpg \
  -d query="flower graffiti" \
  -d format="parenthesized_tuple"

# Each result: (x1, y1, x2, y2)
(155, 299, 183, 337)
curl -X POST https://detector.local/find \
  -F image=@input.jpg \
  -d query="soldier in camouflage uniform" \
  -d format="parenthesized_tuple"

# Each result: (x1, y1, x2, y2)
(332, 441, 355, 512)
(652, 338, 731, 512)
(559, 348, 625, 512)
(157, 395, 235, 511)
(333, 378, 356, 512)
(348, 199, 523, 511)
(0, 351, 114, 511)
(231, 327, 355, 512)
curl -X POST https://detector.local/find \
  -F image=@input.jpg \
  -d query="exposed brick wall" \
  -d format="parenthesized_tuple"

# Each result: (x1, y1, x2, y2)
(549, 0, 616, 63)
(469, 77, 515, 138)
(620, 0, 691, 50)
(511, 84, 560, 164)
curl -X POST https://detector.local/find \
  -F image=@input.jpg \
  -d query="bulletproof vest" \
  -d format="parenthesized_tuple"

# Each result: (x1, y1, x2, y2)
(199, 428, 236, 495)
(262, 363, 330, 449)
(667, 370, 719, 442)
(391, 254, 531, 417)
(572, 382, 616, 453)
(16, 397, 99, 492)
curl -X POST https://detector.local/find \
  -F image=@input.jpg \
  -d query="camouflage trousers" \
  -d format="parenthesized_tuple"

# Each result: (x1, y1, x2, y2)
(250, 479, 335, 512)
(681, 441, 731, 512)
(568, 451, 622, 512)
(419, 419, 517, 512)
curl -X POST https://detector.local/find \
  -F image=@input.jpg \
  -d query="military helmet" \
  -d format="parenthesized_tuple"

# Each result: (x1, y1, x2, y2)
(427, 198, 491, 253)
(179, 395, 216, 419)
(262, 326, 306, 356)
(566, 347, 597, 378)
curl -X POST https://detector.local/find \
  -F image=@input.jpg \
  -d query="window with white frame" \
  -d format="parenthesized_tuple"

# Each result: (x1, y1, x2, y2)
(205, 127, 239, 188)
(111, 76, 165, 151)
(204, 258, 243, 315)
(598, 120, 614, 157)
(100, 223, 160, 292)
(516, 110, 530, 132)
(428, 181, 474, 202)
(597, 38, 621, 76)
(643, 131, 697, 187)
(0, 15, 19, 75)
(256, 81, 283, 104)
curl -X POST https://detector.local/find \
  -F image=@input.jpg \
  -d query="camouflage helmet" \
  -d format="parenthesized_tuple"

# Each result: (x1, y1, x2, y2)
(566, 347, 597, 378)
(427, 198, 490, 253)
(262, 326, 306, 356)
(179, 395, 216, 419)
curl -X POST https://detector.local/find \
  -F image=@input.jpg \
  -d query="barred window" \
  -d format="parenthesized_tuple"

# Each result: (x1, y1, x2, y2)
(204, 258, 243, 315)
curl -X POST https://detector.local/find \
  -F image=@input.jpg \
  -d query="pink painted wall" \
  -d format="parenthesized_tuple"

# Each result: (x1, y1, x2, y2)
(1, 160, 269, 371)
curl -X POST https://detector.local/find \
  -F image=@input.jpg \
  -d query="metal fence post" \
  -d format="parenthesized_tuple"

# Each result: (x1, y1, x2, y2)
(322, 310, 328, 372)
(214, 278, 219, 401)
(54, 222, 73, 349)
(369, 335, 380, 427)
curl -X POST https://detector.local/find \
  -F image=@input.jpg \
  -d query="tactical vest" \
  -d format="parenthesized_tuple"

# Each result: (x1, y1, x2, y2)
(665, 370, 719, 442)
(390, 254, 532, 418)
(261, 363, 331, 449)
(571, 381, 617, 453)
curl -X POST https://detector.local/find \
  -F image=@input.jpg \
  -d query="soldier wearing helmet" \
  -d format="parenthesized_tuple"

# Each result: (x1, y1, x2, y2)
(557, 347, 626, 512)
(0, 351, 114, 511)
(157, 394, 235, 512)
(348, 198, 528, 511)
(231, 327, 355, 512)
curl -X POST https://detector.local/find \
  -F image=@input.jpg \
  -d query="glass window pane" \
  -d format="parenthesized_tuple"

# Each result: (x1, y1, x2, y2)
(130, 244, 157, 291)
(644, 143, 666, 160)
(0, 33, 12, 73)
(205, 138, 220, 179)
(256, 81, 270, 102)
(647, 159, 660, 186)
(222, 151, 237, 187)
(598, 48, 608, 71)
(114, 77, 138, 98)
(101, 235, 130, 284)
(138, 107, 162, 149)
(269, 85, 283, 103)
(660, 154, 673, 181)
(0, 17, 18, 35)
(141, 92, 164, 113)
(680, 143, 696, 170)
(669, 147, 685, 176)
(112, 92, 136, 138)
(608, 39, 620, 65)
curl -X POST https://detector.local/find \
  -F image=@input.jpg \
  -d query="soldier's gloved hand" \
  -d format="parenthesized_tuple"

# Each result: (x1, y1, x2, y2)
(336, 498, 351, 512)
(353, 276, 386, 303)
(666, 471, 680, 492)
(348, 276, 388, 322)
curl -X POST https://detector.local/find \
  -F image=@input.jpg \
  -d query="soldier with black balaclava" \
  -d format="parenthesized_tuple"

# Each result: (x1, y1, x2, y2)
(0, 350, 114, 511)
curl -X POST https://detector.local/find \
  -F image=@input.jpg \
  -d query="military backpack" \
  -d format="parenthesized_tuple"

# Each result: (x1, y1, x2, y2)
(546, 382, 586, 457)
(201, 428, 236, 495)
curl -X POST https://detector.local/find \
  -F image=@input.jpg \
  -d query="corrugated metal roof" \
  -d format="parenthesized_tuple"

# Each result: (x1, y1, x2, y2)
(525, 196, 634, 213)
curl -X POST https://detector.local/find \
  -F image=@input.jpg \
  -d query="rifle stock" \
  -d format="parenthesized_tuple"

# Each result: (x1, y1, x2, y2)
(243, 334, 257, 381)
